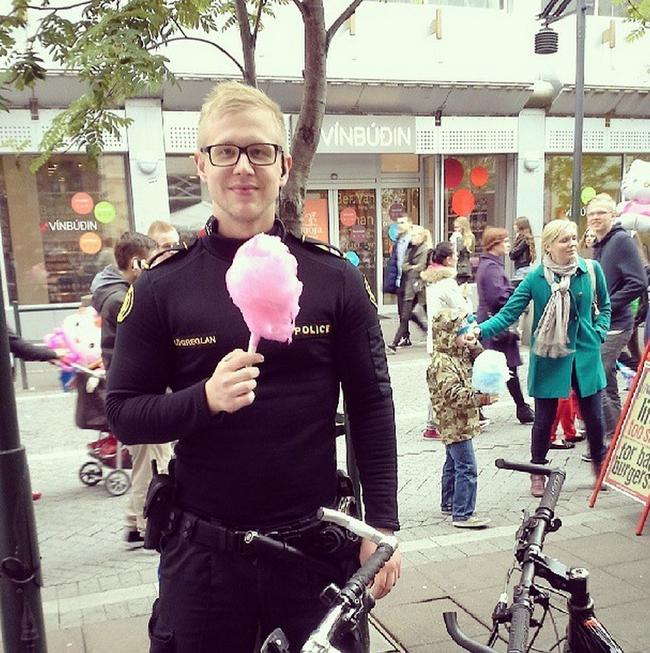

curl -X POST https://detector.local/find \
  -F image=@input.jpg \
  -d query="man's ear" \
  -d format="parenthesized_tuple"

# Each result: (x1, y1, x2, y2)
(279, 154, 292, 187)
(195, 151, 207, 183)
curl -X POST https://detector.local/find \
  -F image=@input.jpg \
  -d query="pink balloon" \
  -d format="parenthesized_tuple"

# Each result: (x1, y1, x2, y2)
(226, 234, 303, 352)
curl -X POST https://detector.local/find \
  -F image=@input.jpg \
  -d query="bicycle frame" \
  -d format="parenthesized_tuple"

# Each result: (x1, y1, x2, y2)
(444, 459, 624, 653)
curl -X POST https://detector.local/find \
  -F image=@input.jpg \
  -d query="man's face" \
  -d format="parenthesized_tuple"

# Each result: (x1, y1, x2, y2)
(153, 229, 180, 264)
(195, 108, 291, 239)
(396, 217, 412, 235)
(586, 201, 614, 239)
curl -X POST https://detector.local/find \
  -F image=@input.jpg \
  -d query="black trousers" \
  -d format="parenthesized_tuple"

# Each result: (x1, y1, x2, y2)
(149, 530, 367, 653)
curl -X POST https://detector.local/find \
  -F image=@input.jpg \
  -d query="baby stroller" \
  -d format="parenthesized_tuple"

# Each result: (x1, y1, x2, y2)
(73, 364, 132, 497)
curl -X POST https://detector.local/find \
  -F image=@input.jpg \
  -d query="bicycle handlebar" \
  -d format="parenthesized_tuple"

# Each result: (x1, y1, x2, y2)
(495, 458, 552, 476)
(301, 540, 395, 653)
(300, 510, 398, 653)
(317, 508, 399, 549)
(443, 613, 496, 653)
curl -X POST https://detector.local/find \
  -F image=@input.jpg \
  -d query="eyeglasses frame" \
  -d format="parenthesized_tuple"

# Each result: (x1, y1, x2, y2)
(199, 142, 284, 168)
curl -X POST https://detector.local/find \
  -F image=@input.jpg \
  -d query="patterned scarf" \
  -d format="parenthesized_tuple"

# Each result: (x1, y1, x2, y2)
(532, 253, 579, 358)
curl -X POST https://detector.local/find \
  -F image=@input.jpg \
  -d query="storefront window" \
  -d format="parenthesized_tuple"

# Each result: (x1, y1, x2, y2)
(381, 187, 420, 306)
(0, 154, 131, 306)
(543, 154, 622, 232)
(338, 189, 378, 300)
(443, 155, 507, 278)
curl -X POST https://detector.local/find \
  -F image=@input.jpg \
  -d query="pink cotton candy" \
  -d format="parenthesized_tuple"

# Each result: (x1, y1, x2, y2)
(226, 234, 303, 352)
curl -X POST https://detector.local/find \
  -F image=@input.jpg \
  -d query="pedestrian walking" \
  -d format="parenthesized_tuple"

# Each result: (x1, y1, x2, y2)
(476, 227, 535, 425)
(509, 216, 536, 279)
(90, 231, 172, 546)
(588, 193, 647, 451)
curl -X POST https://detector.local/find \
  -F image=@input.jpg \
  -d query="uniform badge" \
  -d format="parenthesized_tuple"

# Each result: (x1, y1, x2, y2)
(117, 286, 134, 323)
(363, 275, 377, 308)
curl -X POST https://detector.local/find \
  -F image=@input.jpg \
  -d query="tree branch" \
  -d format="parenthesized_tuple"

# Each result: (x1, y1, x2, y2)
(251, 0, 267, 48)
(24, 1, 92, 11)
(234, 0, 257, 85)
(291, 0, 307, 19)
(326, 0, 364, 51)
(157, 37, 246, 78)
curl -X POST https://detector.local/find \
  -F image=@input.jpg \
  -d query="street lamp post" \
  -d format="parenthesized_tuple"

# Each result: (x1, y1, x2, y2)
(536, 0, 588, 225)
(0, 291, 47, 651)
(572, 0, 588, 226)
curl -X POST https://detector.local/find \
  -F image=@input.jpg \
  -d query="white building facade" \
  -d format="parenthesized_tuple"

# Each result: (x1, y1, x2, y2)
(1, 0, 650, 333)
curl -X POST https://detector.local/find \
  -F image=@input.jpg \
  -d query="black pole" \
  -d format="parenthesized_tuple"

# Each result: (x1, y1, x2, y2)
(571, 0, 587, 225)
(0, 298, 47, 651)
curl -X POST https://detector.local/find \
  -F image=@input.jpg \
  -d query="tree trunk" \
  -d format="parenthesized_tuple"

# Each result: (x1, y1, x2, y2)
(280, 0, 328, 235)
(281, 0, 363, 236)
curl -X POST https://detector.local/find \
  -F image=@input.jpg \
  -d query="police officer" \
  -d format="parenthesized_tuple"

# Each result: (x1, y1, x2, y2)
(106, 81, 400, 652)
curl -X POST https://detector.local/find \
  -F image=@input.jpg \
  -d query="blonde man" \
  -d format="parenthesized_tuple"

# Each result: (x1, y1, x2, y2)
(587, 193, 647, 451)
(106, 81, 400, 651)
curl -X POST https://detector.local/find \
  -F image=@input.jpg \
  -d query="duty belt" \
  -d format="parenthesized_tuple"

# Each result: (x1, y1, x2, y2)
(170, 509, 357, 578)
(172, 509, 321, 555)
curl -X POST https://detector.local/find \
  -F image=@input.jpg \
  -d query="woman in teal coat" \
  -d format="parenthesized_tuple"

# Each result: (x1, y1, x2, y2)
(475, 219, 611, 497)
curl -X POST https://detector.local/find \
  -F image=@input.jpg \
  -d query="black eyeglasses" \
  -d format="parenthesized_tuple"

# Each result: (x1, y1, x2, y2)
(199, 143, 283, 167)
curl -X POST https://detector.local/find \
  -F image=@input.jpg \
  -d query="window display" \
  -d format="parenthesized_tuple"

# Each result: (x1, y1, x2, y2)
(0, 154, 131, 305)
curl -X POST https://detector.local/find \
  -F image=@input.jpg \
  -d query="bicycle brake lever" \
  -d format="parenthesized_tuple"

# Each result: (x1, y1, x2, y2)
(260, 628, 291, 653)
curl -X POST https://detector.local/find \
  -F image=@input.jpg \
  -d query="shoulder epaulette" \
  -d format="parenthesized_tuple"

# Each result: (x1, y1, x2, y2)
(145, 237, 199, 269)
(296, 233, 345, 258)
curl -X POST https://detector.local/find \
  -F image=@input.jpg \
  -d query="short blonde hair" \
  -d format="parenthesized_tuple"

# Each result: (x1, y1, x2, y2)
(197, 81, 287, 150)
(411, 225, 433, 249)
(147, 220, 178, 240)
(586, 192, 616, 214)
(541, 219, 577, 250)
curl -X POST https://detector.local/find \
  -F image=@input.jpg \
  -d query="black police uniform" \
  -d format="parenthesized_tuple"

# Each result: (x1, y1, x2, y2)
(106, 219, 398, 652)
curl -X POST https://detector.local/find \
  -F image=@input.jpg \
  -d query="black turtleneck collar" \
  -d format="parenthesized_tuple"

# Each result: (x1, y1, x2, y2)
(201, 217, 287, 261)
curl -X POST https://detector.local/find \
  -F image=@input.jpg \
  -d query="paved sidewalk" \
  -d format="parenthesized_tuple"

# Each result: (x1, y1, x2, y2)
(2, 320, 647, 652)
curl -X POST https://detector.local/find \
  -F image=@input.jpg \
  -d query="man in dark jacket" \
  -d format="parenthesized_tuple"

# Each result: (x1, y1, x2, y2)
(91, 232, 171, 547)
(91, 232, 156, 370)
(588, 193, 647, 446)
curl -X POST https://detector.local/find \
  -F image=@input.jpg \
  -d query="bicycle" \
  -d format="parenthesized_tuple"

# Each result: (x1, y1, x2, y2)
(260, 507, 398, 653)
(444, 458, 624, 653)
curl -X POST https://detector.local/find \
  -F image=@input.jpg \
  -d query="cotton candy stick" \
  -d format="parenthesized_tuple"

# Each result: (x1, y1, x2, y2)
(226, 234, 303, 353)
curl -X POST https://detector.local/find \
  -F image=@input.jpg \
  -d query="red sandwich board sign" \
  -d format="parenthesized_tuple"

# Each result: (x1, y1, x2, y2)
(591, 340, 650, 534)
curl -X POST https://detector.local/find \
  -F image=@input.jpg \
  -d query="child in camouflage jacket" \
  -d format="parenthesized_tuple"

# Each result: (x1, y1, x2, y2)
(427, 308, 495, 529)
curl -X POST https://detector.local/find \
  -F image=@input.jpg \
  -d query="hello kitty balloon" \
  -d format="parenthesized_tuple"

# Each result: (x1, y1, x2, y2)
(616, 159, 650, 232)
(44, 306, 102, 371)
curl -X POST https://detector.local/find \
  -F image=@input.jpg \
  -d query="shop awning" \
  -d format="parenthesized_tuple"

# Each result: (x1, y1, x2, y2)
(7, 74, 650, 120)
(548, 85, 650, 117)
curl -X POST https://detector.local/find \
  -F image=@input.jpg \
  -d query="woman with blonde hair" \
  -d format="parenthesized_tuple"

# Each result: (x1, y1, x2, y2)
(451, 216, 475, 284)
(475, 219, 611, 497)
(509, 216, 537, 278)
